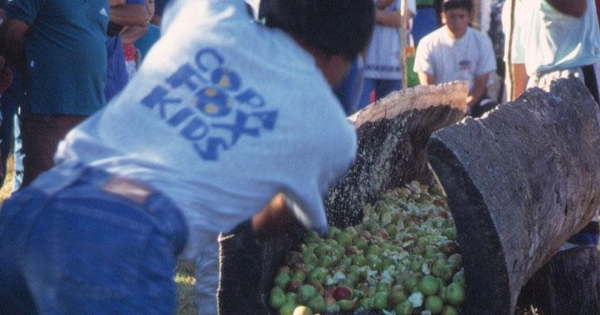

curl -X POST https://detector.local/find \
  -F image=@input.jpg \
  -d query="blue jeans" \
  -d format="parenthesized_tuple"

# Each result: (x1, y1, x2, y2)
(0, 162, 188, 315)
(358, 78, 402, 110)
(334, 56, 364, 116)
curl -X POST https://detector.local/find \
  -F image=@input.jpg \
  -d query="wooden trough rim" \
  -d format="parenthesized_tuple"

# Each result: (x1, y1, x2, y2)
(348, 80, 469, 128)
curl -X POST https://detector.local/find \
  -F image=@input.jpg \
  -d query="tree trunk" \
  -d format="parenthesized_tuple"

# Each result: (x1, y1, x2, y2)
(427, 78, 600, 315)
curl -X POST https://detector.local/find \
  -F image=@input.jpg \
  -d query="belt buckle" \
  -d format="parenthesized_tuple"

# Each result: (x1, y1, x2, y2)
(102, 176, 153, 205)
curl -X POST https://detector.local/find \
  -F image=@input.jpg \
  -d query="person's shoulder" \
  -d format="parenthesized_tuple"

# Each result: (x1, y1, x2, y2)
(468, 27, 492, 40)
(419, 27, 445, 44)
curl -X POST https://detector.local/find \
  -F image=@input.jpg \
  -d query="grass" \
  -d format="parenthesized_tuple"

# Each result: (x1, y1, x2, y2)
(175, 261, 198, 315)
(0, 154, 14, 200)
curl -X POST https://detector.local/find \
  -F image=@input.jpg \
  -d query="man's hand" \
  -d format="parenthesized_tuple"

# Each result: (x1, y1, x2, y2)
(110, 2, 151, 28)
(120, 25, 148, 44)
(251, 193, 300, 239)
(511, 63, 528, 101)
(467, 73, 490, 108)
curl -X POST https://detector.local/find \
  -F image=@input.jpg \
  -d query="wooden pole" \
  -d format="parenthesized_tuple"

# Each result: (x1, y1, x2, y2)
(505, 0, 516, 101)
(400, 0, 409, 89)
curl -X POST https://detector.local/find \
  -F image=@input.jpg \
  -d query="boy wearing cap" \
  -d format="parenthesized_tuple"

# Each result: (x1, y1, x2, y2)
(414, 0, 497, 117)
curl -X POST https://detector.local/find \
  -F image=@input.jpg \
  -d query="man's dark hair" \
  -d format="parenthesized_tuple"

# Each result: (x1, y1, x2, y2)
(264, 0, 375, 60)
(442, 0, 473, 12)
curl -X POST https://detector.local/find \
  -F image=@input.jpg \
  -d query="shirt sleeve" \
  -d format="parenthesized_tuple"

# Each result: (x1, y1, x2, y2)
(413, 36, 435, 75)
(407, 0, 417, 15)
(476, 33, 497, 75)
(504, 0, 527, 64)
(5, 0, 42, 25)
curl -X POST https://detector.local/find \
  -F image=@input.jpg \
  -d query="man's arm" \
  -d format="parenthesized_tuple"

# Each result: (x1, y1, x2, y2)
(109, 0, 126, 6)
(375, 8, 402, 27)
(373, 0, 416, 28)
(417, 71, 436, 86)
(251, 193, 298, 239)
(0, 18, 29, 72)
(110, 2, 151, 27)
(511, 63, 528, 100)
(375, 0, 394, 10)
(467, 73, 490, 107)
(546, 0, 587, 17)
(120, 25, 148, 44)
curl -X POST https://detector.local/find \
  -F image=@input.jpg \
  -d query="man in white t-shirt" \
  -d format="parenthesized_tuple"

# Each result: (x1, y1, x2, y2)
(414, 0, 497, 117)
(504, 0, 600, 103)
(0, 0, 376, 314)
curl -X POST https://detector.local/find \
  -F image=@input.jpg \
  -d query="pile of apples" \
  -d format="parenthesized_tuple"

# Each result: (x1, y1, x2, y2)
(270, 181, 466, 315)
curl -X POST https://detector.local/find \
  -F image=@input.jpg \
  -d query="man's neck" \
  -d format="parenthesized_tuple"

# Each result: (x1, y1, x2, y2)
(446, 27, 467, 39)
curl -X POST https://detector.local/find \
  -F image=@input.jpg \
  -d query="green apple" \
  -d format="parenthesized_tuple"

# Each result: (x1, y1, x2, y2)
(446, 282, 466, 306)
(337, 297, 358, 311)
(452, 269, 465, 286)
(279, 301, 296, 315)
(425, 295, 444, 313)
(394, 300, 413, 315)
(388, 284, 408, 305)
(372, 291, 389, 310)
(274, 271, 291, 288)
(270, 286, 286, 309)
(307, 267, 327, 285)
(403, 276, 419, 292)
(297, 284, 317, 304)
(291, 265, 307, 282)
(359, 297, 373, 310)
(334, 231, 352, 247)
(418, 275, 440, 296)
(442, 305, 460, 315)
(306, 295, 326, 313)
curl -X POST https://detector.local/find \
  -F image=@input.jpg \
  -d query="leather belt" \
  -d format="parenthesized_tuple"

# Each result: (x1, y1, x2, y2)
(101, 175, 154, 205)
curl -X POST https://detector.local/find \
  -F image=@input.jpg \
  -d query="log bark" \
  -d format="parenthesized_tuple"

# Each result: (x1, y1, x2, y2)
(325, 82, 468, 228)
(516, 246, 600, 315)
(427, 78, 600, 315)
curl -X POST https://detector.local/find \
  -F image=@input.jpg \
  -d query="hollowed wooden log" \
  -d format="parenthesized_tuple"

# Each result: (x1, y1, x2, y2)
(325, 81, 468, 228)
(427, 78, 600, 315)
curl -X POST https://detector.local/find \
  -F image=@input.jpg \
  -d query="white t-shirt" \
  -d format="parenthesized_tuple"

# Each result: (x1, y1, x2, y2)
(413, 26, 496, 91)
(506, 0, 600, 77)
(363, 0, 416, 80)
(55, 0, 357, 259)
